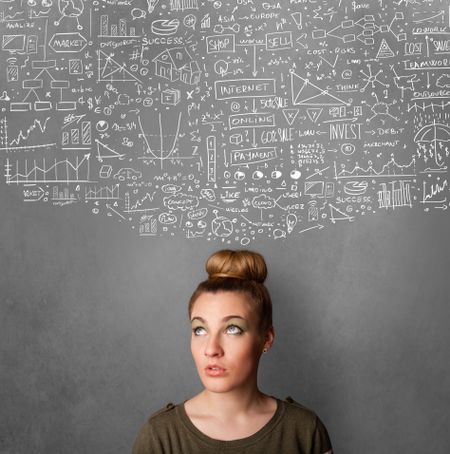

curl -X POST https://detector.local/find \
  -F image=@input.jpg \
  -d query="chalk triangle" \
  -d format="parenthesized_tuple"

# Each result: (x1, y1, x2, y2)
(376, 39, 395, 59)
(282, 108, 299, 126)
(98, 50, 142, 83)
(95, 139, 126, 162)
(329, 203, 355, 223)
(306, 108, 323, 123)
(291, 72, 348, 106)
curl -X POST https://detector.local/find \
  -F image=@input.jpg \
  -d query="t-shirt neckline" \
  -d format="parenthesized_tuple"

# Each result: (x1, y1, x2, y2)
(177, 397, 285, 449)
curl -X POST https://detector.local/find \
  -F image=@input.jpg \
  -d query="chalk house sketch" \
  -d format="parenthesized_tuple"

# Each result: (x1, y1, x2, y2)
(1, 0, 449, 244)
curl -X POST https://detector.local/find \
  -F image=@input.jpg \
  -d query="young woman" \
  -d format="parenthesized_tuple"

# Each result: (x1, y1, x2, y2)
(132, 249, 333, 453)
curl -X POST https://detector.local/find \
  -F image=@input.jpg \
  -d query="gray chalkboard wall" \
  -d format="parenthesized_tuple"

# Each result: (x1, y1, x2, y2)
(1, 0, 450, 452)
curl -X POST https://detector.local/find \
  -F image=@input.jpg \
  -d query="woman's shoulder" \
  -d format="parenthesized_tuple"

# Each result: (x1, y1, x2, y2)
(280, 396, 332, 450)
(133, 403, 180, 442)
(132, 403, 182, 454)
(280, 396, 327, 430)
(282, 396, 318, 416)
(147, 402, 179, 423)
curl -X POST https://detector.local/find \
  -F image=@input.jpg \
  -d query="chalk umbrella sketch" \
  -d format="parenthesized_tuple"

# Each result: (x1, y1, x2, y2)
(415, 122, 450, 143)
(1, 0, 449, 241)
(415, 122, 450, 168)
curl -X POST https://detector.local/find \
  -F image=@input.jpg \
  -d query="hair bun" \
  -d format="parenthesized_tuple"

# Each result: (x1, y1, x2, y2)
(206, 249, 267, 284)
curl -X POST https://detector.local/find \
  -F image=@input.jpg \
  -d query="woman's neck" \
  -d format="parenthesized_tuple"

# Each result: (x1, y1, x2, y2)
(195, 387, 272, 421)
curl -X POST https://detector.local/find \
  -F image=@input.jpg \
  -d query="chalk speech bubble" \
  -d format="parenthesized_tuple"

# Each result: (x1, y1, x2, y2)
(131, 8, 146, 20)
(273, 229, 286, 239)
(252, 194, 276, 209)
(158, 212, 177, 225)
(200, 188, 216, 202)
(187, 207, 208, 220)
(437, 74, 450, 89)
(163, 193, 199, 211)
(162, 184, 182, 194)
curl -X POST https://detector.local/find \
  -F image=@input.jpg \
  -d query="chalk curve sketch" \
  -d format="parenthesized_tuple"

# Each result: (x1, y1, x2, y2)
(0, 0, 448, 241)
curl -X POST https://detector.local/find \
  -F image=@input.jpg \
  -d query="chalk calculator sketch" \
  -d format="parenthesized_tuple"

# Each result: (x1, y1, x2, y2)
(1, 0, 449, 243)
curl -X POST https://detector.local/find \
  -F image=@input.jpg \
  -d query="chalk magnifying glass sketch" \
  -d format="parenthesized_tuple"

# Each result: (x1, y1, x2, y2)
(54, 0, 85, 30)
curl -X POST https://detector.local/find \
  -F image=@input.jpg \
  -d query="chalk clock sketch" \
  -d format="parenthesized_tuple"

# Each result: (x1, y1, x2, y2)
(1, 0, 449, 244)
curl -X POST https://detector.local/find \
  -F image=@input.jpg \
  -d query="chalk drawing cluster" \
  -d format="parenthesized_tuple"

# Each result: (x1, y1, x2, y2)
(1, 0, 449, 243)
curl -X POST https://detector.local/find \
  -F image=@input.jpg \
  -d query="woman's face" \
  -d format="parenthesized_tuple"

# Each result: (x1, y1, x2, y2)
(190, 291, 273, 394)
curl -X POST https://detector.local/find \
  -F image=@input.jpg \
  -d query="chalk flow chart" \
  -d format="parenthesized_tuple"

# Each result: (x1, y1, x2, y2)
(1, 0, 449, 243)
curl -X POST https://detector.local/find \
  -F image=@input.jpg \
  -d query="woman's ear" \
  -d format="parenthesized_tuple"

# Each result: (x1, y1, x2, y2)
(263, 326, 275, 352)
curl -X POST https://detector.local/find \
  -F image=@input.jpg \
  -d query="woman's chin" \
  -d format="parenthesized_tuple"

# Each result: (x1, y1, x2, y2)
(200, 378, 235, 394)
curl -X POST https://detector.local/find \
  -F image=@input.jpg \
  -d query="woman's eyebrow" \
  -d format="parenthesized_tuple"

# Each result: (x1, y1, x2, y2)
(223, 315, 246, 322)
(190, 315, 246, 323)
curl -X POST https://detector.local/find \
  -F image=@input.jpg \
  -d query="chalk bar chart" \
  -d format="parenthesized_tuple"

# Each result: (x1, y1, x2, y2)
(1, 0, 449, 243)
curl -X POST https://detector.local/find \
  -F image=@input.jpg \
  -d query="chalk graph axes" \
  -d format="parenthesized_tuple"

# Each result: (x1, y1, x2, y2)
(4, 154, 94, 184)
(137, 112, 188, 169)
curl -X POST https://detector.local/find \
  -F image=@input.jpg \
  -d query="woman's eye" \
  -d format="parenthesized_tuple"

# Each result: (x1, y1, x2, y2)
(193, 327, 206, 336)
(227, 324, 243, 335)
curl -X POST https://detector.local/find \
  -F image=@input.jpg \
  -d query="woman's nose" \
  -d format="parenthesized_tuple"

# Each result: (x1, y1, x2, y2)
(204, 333, 223, 357)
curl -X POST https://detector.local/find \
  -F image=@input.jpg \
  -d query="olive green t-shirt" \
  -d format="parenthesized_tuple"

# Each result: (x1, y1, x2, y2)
(132, 397, 333, 453)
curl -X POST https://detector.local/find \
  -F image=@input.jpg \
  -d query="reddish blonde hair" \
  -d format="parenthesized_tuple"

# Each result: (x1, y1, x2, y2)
(188, 250, 273, 334)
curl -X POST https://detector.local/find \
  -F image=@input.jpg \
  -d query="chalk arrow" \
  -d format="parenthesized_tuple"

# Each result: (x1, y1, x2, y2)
(299, 224, 324, 234)
(106, 204, 126, 219)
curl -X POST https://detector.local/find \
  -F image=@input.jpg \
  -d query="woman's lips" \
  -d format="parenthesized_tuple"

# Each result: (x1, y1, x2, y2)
(205, 365, 227, 377)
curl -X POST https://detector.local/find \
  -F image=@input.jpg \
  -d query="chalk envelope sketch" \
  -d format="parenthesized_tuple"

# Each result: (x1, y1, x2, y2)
(0, 0, 448, 242)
